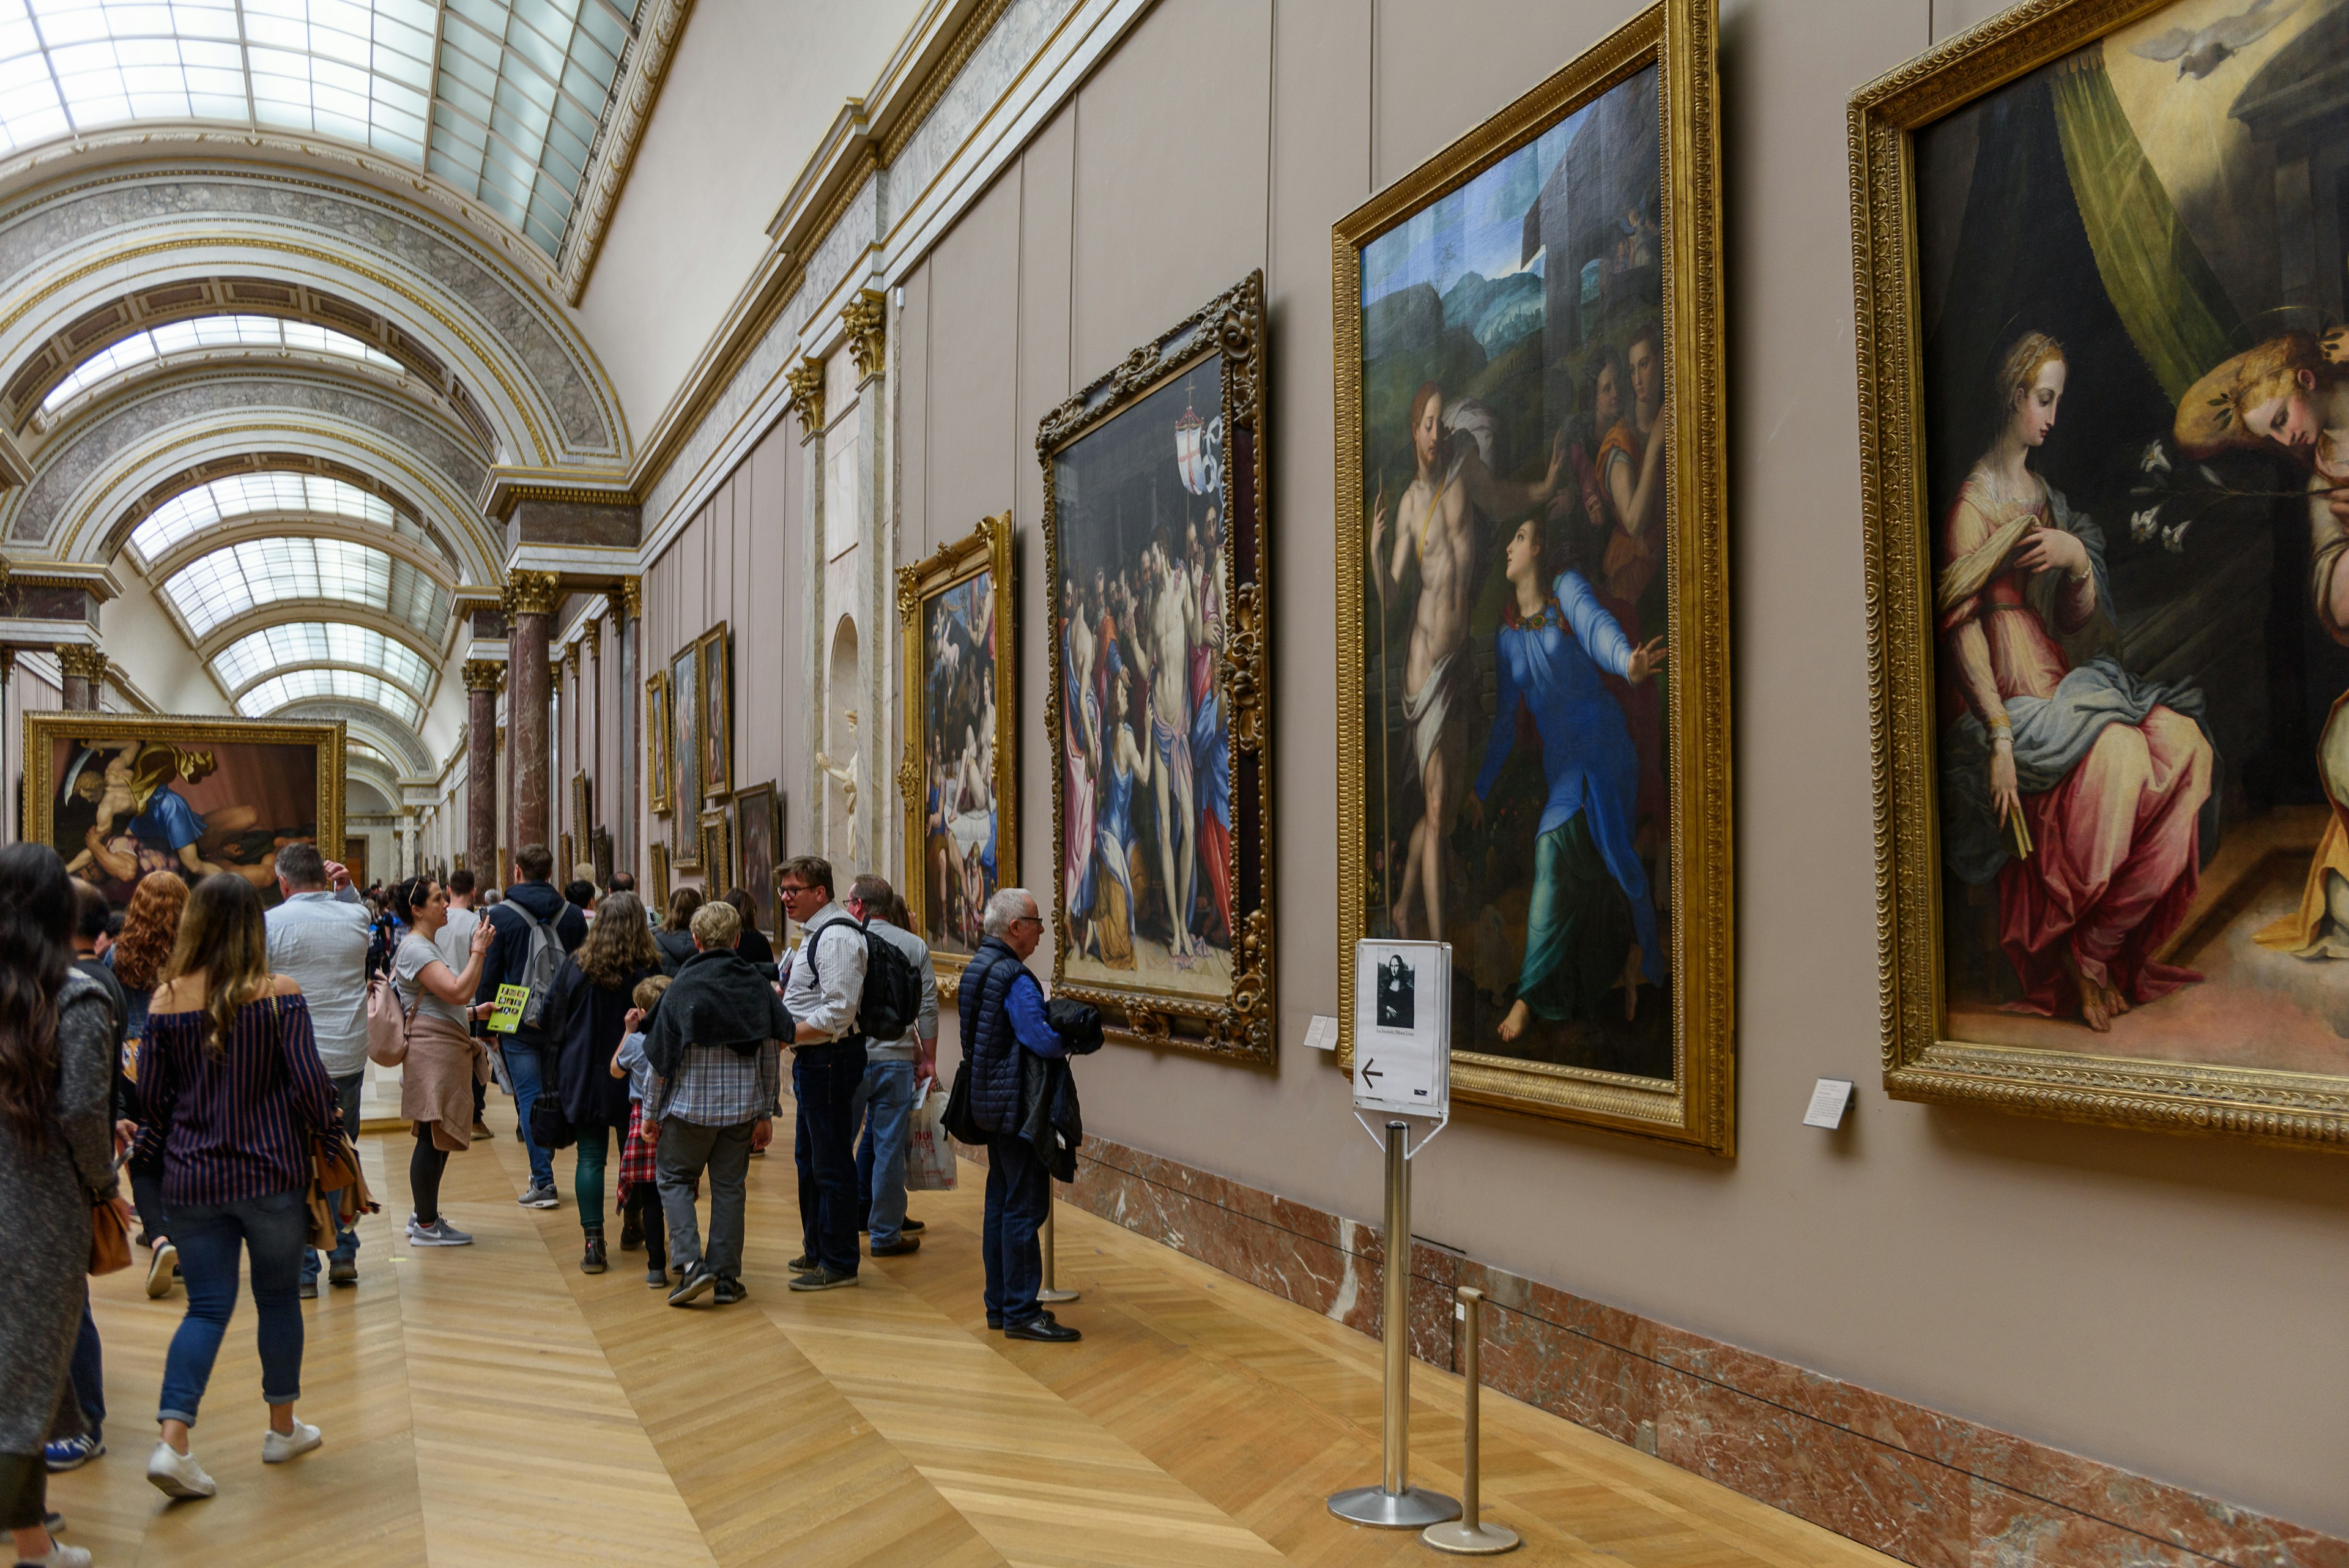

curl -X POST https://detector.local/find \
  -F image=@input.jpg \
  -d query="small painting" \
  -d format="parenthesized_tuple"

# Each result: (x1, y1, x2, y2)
(670, 639, 701, 868)
(645, 669, 672, 814)
(699, 623, 732, 799)
(735, 782, 778, 939)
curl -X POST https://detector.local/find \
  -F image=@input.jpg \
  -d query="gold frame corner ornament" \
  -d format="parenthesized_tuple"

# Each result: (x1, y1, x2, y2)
(1850, 0, 2349, 1150)
(1039, 270, 1275, 1065)
(1334, 0, 1733, 1151)
(898, 512, 1019, 995)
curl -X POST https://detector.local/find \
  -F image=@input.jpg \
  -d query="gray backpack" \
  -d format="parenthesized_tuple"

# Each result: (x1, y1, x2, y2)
(515, 902, 572, 1028)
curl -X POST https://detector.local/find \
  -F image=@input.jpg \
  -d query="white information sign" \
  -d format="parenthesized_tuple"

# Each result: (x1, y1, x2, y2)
(1803, 1078, 1855, 1129)
(1302, 1014, 1340, 1052)
(1352, 940, 1450, 1118)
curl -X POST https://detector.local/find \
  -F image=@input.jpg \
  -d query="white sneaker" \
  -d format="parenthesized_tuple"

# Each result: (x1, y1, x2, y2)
(145, 1239, 177, 1298)
(262, 1419, 321, 1464)
(18, 1540, 92, 1567)
(146, 1440, 216, 1499)
(407, 1217, 474, 1246)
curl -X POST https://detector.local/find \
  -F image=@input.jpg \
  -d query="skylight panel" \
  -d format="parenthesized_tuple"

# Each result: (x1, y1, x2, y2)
(210, 619, 435, 699)
(128, 470, 399, 565)
(43, 312, 406, 415)
(159, 535, 449, 640)
(237, 667, 421, 726)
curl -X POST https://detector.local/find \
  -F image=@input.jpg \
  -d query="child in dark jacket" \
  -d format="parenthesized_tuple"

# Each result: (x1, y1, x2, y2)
(611, 975, 673, 1285)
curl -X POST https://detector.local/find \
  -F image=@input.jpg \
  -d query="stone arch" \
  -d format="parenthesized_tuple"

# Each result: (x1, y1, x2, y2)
(826, 614, 862, 868)
(275, 700, 436, 776)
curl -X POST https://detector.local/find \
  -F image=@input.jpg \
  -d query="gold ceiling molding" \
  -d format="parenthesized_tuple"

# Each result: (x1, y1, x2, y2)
(558, 0, 696, 305)
(478, 464, 638, 523)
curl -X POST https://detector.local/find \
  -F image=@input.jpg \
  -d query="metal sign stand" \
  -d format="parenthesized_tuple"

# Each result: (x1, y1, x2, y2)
(1422, 1287, 1520, 1554)
(1037, 1198, 1078, 1305)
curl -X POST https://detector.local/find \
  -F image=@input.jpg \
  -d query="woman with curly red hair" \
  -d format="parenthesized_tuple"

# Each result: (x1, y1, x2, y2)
(107, 871, 188, 1297)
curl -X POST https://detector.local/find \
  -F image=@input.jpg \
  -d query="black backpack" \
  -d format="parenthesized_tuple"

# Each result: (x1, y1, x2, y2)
(804, 916, 921, 1043)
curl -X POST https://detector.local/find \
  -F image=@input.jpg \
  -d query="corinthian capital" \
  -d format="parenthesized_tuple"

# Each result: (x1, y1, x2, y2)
(55, 644, 108, 680)
(501, 570, 562, 618)
(784, 357, 826, 434)
(842, 288, 886, 383)
(462, 659, 507, 693)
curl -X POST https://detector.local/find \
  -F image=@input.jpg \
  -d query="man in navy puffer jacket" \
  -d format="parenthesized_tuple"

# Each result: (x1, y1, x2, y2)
(956, 887, 1077, 1342)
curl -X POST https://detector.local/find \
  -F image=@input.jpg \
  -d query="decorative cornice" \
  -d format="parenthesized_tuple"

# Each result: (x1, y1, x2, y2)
(478, 465, 638, 523)
(559, 0, 697, 305)
(783, 357, 826, 434)
(842, 288, 886, 383)
(462, 658, 506, 693)
(501, 569, 562, 618)
(614, 574, 642, 620)
(54, 643, 107, 680)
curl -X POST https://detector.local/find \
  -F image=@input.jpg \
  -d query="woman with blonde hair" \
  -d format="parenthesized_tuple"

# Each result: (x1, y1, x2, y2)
(545, 891, 660, 1273)
(134, 873, 342, 1501)
(108, 870, 188, 1296)
(1936, 332, 2214, 1031)
(2179, 331, 2349, 957)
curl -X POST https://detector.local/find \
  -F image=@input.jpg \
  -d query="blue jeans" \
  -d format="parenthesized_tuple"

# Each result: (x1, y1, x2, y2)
(160, 1187, 309, 1426)
(791, 1041, 863, 1276)
(982, 1134, 1051, 1326)
(851, 1058, 917, 1246)
(503, 1042, 554, 1188)
(303, 1071, 366, 1283)
(69, 1293, 102, 1438)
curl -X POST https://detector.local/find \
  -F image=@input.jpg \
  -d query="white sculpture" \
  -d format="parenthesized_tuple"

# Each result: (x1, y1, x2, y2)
(815, 709, 863, 865)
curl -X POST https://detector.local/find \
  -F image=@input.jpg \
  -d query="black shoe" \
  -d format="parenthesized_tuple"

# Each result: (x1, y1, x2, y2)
(618, 1216, 642, 1251)
(870, 1235, 921, 1257)
(787, 1266, 860, 1292)
(712, 1279, 746, 1306)
(328, 1255, 357, 1287)
(581, 1234, 607, 1275)
(1004, 1315, 1081, 1343)
(299, 1277, 318, 1299)
(786, 1253, 816, 1273)
(667, 1263, 716, 1306)
(900, 1218, 926, 1234)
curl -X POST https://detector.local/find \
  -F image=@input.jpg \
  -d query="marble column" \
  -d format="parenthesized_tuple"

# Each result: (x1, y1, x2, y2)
(462, 658, 505, 877)
(56, 645, 106, 711)
(503, 571, 560, 853)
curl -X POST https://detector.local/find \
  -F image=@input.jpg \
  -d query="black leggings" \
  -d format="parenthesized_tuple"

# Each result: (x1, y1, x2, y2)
(625, 1183, 666, 1269)
(411, 1123, 449, 1225)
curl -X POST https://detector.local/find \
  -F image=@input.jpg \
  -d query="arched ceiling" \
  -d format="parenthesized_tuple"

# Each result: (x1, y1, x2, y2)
(0, 21, 645, 772)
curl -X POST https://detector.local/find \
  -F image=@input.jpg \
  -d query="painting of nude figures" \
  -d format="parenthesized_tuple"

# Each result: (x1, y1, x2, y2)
(23, 713, 344, 911)
(1337, 2, 1731, 1146)
(899, 513, 1015, 994)
(1041, 270, 1275, 1061)
(1855, 0, 2349, 1142)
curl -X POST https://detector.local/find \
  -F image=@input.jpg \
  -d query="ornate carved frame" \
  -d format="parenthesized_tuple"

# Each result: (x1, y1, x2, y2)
(697, 622, 732, 801)
(698, 807, 732, 895)
(669, 639, 700, 869)
(23, 712, 347, 886)
(1850, 0, 2349, 1149)
(649, 840, 670, 908)
(897, 512, 1018, 996)
(1039, 270, 1274, 1063)
(1334, 1, 1732, 1149)
(731, 781, 779, 941)
(644, 667, 672, 815)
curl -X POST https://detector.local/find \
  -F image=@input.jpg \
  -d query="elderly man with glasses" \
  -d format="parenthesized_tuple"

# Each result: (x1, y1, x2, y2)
(956, 887, 1082, 1342)
(776, 855, 870, 1292)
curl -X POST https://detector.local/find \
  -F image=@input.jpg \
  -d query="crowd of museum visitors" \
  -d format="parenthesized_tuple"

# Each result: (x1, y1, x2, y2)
(0, 833, 1093, 1567)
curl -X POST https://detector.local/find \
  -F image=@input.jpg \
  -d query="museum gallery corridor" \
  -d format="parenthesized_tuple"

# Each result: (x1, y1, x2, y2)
(46, 1100, 1880, 1568)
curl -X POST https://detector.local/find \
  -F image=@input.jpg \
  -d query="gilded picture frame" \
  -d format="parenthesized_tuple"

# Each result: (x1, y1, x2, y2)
(1041, 269, 1275, 1063)
(699, 807, 732, 894)
(698, 622, 732, 800)
(1334, 0, 1732, 1150)
(733, 782, 779, 940)
(670, 638, 701, 869)
(897, 511, 1017, 995)
(1852, 0, 2349, 1147)
(23, 713, 347, 910)
(649, 840, 670, 908)
(571, 770, 592, 865)
(645, 669, 672, 814)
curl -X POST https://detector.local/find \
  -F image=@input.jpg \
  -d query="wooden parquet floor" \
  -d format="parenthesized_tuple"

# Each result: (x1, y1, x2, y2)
(56, 1099, 1897, 1567)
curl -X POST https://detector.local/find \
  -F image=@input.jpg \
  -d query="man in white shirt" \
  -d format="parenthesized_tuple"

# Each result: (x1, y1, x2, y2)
(844, 874, 936, 1257)
(264, 843, 368, 1293)
(439, 868, 489, 1140)
(777, 855, 867, 1291)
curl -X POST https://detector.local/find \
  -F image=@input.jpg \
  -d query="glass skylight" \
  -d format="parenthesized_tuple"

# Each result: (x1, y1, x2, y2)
(129, 473, 396, 567)
(160, 535, 450, 641)
(0, 0, 642, 259)
(237, 666, 421, 726)
(44, 314, 403, 414)
(211, 619, 436, 699)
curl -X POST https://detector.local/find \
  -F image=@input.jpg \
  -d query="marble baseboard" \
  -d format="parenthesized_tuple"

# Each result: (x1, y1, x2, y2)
(1037, 1135, 2342, 1568)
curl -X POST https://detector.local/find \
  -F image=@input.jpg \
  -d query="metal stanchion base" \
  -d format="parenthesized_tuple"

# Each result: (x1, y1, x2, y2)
(1326, 1486, 1460, 1529)
(1421, 1518, 1521, 1555)
(1036, 1287, 1080, 1303)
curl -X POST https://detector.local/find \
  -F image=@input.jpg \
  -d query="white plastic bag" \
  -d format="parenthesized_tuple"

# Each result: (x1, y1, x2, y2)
(905, 1088, 957, 1191)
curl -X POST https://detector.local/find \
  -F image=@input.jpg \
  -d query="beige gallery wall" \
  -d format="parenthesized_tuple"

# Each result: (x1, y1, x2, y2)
(878, 0, 2349, 1536)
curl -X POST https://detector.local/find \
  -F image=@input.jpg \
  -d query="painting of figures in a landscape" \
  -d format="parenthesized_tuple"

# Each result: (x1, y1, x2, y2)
(1054, 359, 1238, 1002)
(1915, 0, 2349, 1078)
(28, 716, 339, 910)
(1358, 63, 1672, 1079)
(919, 571, 1002, 955)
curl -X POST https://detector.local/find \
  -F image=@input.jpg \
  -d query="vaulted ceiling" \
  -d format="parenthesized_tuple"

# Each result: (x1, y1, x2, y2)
(0, 1, 646, 770)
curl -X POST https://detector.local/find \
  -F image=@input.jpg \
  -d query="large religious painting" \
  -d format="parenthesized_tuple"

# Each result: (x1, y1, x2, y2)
(898, 513, 1017, 993)
(1337, 0, 1732, 1148)
(1855, 0, 2349, 1145)
(669, 639, 702, 869)
(699, 623, 732, 800)
(733, 782, 779, 939)
(1042, 271, 1274, 1060)
(24, 713, 346, 912)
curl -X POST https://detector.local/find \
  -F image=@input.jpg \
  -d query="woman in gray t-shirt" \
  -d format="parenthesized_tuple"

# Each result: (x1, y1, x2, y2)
(384, 879, 493, 1247)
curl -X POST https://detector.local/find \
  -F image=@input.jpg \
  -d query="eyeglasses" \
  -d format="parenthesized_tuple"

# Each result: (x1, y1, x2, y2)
(777, 885, 814, 899)
(1010, 915, 1042, 929)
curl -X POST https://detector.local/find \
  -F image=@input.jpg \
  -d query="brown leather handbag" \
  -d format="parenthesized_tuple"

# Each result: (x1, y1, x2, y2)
(65, 1142, 132, 1276)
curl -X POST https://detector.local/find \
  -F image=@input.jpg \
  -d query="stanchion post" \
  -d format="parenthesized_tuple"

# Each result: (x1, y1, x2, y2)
(1327, 1121, 1459, 1529)
(1422, 1286, 1519, 1554)
(1037, 1192, 1078, 1304)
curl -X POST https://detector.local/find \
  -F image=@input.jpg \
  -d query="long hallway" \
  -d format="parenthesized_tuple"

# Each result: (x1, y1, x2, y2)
(56, 1099, 1888, 1568)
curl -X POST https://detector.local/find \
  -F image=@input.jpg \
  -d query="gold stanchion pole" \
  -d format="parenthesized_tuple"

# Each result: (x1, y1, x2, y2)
(1422, 1287, 1520, 1553)
(1037, 1194, 1078, 1304)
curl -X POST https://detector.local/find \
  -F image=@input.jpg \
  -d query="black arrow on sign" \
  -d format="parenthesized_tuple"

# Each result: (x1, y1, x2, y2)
(1360, 1061, 1383, 1083)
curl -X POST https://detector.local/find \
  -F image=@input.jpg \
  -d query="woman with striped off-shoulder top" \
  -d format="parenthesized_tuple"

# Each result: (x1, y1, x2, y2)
(132, 874, 341, 1503)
